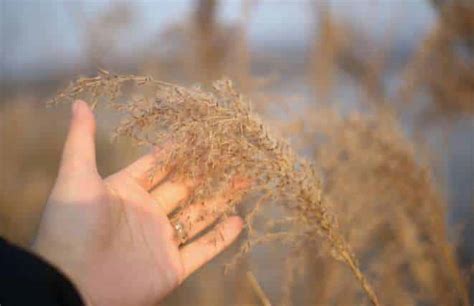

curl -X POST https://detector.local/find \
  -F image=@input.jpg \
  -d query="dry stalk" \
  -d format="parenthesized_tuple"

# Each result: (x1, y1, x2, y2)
(246, 271, 272, 306)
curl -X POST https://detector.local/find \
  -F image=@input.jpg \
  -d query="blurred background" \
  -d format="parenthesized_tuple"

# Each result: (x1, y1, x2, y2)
(1, 0, 473, 305)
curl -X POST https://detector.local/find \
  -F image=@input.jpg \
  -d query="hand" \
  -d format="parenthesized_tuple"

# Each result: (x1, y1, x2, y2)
(32, 100, 244, 306)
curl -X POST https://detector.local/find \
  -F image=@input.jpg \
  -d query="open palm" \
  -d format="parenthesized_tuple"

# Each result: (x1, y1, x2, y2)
(33, 100, 243, 306)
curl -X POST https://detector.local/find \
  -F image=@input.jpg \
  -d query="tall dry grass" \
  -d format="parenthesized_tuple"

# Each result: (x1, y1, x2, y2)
(400, 1, 474, 119)
(0, 97, 64, 246)
(288, 108, 470, 305)
(1, 1, 472, 305)
(300, 5, 471, 305)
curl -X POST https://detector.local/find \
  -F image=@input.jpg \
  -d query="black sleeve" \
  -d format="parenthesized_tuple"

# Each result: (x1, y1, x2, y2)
(0, 238, 84, 306)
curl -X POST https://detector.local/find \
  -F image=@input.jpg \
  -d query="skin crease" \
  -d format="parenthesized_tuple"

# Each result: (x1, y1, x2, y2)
(32, 100, 244, 306)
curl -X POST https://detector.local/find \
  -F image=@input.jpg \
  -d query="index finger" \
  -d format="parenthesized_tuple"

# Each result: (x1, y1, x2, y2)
(179, 216, 244, 278)
(116, 146, 172, 191)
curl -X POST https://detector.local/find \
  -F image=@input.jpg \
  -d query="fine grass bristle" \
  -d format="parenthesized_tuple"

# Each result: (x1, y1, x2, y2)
(50, 70, 381, 306)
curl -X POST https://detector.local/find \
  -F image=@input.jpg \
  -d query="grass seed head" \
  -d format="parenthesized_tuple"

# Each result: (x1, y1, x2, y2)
(51, 70, 381, 306)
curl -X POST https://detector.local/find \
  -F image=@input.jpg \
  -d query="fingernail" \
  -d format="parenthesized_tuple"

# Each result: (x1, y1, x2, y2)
(72, 100, 81, 115)
(72, 100, 88, 115)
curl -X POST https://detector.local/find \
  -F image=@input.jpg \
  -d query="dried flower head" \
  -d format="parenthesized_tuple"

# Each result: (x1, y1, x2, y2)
(50, 70, 380, 306)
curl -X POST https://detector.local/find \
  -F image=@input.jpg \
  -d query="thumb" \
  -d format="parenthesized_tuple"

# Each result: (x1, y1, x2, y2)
(58, 100, 97, 177)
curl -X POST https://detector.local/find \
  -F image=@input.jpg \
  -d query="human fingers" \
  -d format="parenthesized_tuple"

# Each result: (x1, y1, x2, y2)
(179, 216, 243, 278)
(150, 179, 195, 215)
(171, 178, 248, 244)
(58, 100, 97, 178)
(114, 146, 172, 191)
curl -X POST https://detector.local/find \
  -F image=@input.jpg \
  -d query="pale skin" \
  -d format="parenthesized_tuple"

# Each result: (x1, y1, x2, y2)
(32, 100, 244, 306)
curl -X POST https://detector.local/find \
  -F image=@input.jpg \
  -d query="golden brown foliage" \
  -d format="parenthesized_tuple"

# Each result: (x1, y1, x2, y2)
(301, 109, 469, 305)
(1, 1, 472, 306)
(401, 1, 474, 118)
(50, 70, 380, 305)
(300, 5, 471, 304)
